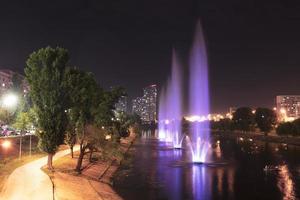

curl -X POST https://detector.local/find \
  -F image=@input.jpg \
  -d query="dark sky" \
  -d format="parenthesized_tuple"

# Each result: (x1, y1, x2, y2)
(0, 0, 300, 113)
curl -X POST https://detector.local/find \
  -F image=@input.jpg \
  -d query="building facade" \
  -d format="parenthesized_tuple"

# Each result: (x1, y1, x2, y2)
(132, 84, 157, 123)
(143, 85, 157, 122)
(276, 95, 300, 121)
(0, 69, 29, 94)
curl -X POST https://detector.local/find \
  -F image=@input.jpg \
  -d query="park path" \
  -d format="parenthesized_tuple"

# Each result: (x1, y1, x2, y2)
(0, 146, 79, 200)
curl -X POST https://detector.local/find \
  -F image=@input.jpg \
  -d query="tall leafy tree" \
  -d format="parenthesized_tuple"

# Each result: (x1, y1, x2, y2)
(64, 68, 101, 172)
(255, 107, 277, 135)
(94, 87, 126, 128)
(25, 47, 69, 170)
(232, 107, 254, 132)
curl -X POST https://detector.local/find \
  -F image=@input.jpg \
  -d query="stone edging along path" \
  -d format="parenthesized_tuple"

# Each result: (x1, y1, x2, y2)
(49, 133, 137, 200)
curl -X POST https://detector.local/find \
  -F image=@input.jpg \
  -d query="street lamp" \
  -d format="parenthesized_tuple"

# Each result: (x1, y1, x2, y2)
(2, 140, 11, 149)
(1, 93, 18, 109)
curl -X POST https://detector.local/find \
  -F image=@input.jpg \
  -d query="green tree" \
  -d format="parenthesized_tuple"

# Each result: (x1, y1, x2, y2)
(255, 108, 277, 135)
(25, 47, 69, 170)
(211, 118, 235, 131)
(293, 118, 300, 136)
(113, 111, 132, 138)
(128, 113, 142, 135)
(276, 122, 296, 136)
(13, 111, 31, 159)
(94, 87, 126, 128)
(232, 107, 254, 132)
(64, 68, 101, 172)
(0, 108, 15, 125)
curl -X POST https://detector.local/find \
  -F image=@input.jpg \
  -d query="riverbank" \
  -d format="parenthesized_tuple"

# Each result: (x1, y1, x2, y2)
(47, 132, 136, 200)
(212, 130, 300, 146)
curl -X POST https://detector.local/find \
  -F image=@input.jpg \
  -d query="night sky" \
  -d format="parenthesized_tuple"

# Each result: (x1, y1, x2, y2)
(0, 0, 300, 113)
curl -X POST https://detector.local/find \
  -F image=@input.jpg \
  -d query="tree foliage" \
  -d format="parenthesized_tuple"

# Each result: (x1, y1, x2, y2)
(94, 87, 126, 127)
(232, 107, 254, 132)
(64, 67, 102, 171)
(276, 119, 300, 136)
(25, 47, 69, 169)
(254, 108, 276, 135)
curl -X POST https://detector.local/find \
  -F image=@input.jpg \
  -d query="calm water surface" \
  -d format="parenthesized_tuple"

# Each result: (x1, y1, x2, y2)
(113, 131, 300, 200)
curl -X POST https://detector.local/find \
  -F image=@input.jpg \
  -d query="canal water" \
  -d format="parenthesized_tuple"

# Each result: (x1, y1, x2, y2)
(113, 131, 300, 200)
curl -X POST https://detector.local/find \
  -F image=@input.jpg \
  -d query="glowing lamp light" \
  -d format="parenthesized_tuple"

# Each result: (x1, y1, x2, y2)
(105, 135, 111, 140)
(2, 140, 11, 149)
(280, 108, 286, 114)
(2, 93, 18, 108)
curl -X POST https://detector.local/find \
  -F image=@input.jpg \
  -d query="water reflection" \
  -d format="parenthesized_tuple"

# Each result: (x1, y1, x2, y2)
(192, 165, 209, 199)
(214, 141, 222, 159)
(277, 165, 295, 200)
(114, 132, 300, 200)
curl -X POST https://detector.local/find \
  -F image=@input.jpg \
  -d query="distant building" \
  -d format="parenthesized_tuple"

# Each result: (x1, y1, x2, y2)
(143, 85, 157, 122)
(132, 84, 157, 123)
(115, 96, 127, 113)
(0, 69, 29, 94)
(132, 97, 145, 118)
(276, 95, 300, 121)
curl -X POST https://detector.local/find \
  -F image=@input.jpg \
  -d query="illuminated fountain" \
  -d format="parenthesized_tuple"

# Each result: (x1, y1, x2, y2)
(158, 49, 183, 148)
(189, 21, 210, 163)
(158, 88, 167, 140)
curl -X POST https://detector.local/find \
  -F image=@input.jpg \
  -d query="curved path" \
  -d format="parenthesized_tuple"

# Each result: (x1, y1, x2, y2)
(0, 146, 79, 200)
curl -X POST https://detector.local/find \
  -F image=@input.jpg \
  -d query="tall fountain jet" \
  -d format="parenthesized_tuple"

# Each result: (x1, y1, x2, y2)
(189, 21, 210, 163)
(158, 49, 183, 148)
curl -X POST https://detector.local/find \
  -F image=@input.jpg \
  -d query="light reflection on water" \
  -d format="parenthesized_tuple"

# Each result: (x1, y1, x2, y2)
(192, 165, 211, 200)
(114, 131, 300, 200)
(277, 165, 295, 200)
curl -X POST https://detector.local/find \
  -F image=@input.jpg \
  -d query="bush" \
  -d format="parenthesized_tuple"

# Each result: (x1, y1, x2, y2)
(211, 119, 235, 131)
(276, 122, 297, 136)
(292, 119, 300, 136)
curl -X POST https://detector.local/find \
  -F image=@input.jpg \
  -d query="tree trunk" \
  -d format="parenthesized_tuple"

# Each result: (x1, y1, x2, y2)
(70, 145, 74, 158)
(47, 153, 54, 170)
(75, 144, 86, 172)
(89, 148, 93, 162)
(19, 132, 23, 160)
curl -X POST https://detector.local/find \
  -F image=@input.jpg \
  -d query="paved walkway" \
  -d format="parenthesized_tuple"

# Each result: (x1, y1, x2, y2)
(0, 146, 78, 200)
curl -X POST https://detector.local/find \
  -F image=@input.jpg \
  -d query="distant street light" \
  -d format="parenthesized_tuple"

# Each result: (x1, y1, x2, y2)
(1, 93, 20, 158)
(2, 93, 18, 109)
(2, 140, 11, 149)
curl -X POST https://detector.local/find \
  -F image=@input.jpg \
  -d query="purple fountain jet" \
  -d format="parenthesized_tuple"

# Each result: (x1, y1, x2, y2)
(158, 49, 183, 148)
(189, 21, 210, 163)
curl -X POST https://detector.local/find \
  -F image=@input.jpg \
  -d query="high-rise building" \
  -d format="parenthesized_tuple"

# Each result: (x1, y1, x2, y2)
(276, 95, 300, 121)
(132, 96, 145, 119)
(115, 96, 127, 113)
(132, 84, 157, 123)
(0, 69, 29, 94)
(143, 85, 157, 122)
